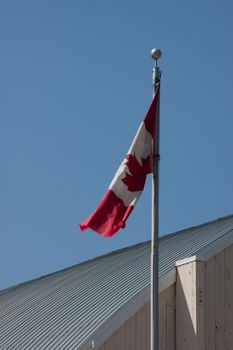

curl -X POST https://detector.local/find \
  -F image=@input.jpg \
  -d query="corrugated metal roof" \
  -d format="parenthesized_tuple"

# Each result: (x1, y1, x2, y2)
(1, 214, 233, 349)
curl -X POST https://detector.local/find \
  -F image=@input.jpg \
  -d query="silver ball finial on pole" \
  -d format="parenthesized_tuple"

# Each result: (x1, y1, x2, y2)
(151, 48, 162, 61)
(151, 48, 162, 84)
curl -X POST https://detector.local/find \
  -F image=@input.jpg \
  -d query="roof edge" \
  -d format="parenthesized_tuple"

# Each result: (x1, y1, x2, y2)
(176, 228, 233, 267)
(160, 213, 233, 242)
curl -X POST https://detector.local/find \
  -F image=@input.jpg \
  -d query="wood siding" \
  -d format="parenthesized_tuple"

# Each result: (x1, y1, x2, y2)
(97, 284, 176, 350)
(176, 243, 233, 350)
(205, 244, 233, 350)
(176, 260, 205, 350)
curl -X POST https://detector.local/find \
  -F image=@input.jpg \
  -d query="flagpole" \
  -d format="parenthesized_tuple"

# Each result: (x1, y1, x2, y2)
(150, 48, 161, 350)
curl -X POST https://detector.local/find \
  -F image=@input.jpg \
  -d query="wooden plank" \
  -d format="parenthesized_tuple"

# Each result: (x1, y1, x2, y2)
(125, 313, 136, 350)
(97, 345, 105, 350)
(103, 334, 115, 350)
(224, 244, 233, 349)
(159, 289, 167, 350)
(176, 262, 196, 350)
(135, 304, 149, 350)
(205, 256, 216, 350)
(141, 302, 150, 349)
(115, 323, 126, 350)
(141, 302, 150, 350)
(215, 250, 225, 350)
(196, 261, 205, 350)
(166, 284, 176, 350)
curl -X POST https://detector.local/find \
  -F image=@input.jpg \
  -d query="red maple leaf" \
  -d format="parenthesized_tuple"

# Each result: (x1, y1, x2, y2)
(122, 154, 151, 192)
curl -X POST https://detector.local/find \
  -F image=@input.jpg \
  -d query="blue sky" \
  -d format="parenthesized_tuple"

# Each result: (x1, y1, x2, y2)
(1, 0, 233, 290)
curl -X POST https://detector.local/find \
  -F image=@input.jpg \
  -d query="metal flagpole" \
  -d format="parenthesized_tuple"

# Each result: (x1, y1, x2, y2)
(150, 48, 162, 350)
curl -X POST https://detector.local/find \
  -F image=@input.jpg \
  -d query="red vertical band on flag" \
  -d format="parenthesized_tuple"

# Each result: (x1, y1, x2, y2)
(79, 85, 159, 237)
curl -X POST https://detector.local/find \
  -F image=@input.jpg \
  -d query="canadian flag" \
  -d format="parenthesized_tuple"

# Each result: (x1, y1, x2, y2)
(80, 86, 159, 237)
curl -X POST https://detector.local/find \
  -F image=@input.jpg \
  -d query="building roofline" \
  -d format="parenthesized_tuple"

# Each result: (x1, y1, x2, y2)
(160, 213, 233, 242)
(2, 213, 232, 296)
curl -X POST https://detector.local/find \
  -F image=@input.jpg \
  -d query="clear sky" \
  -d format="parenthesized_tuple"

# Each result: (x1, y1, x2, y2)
(1, 0, 233, 290)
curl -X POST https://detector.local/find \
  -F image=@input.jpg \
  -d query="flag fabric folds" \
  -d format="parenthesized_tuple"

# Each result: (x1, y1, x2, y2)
(80, 86, 159, 237)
